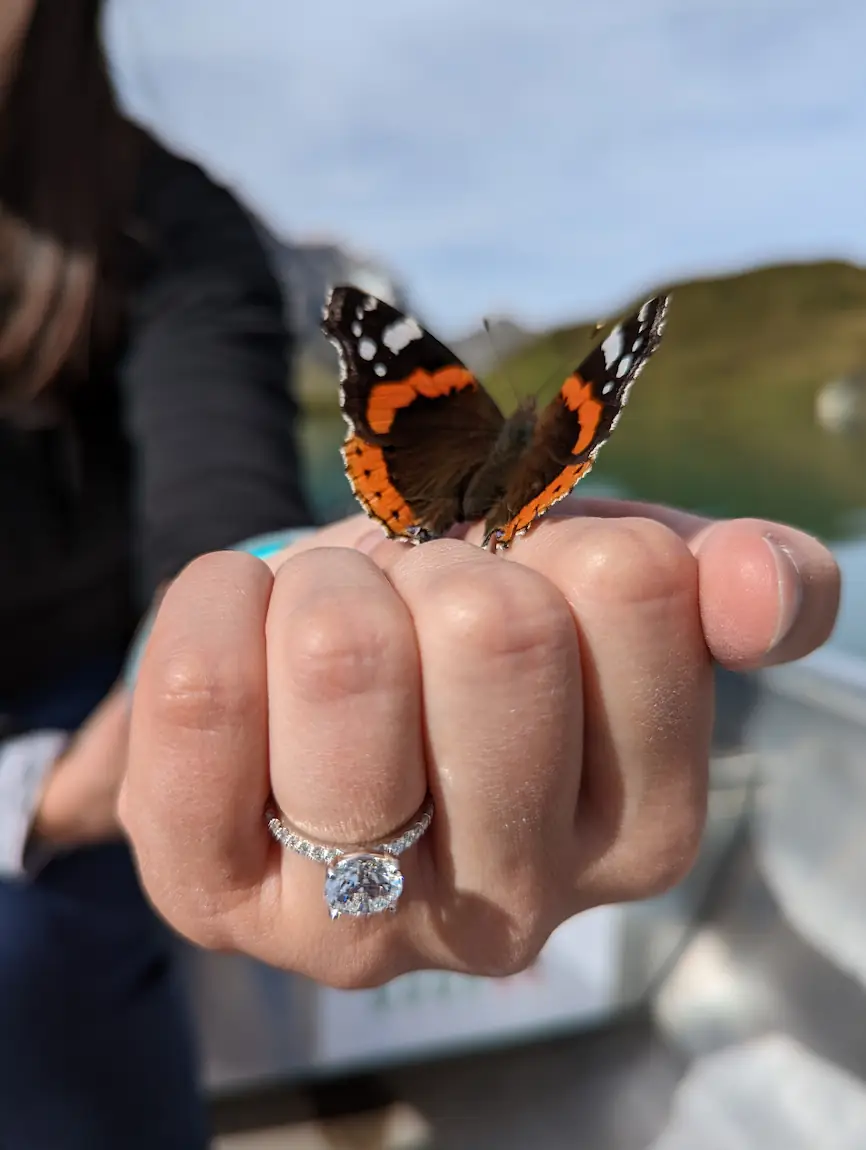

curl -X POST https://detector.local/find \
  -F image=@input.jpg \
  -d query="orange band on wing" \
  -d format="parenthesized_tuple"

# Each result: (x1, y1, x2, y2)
(342, 434, 416, 533)
(497, 460, 593, 546)
(559, 373, 604, 455)
(366, 366, 477, 435)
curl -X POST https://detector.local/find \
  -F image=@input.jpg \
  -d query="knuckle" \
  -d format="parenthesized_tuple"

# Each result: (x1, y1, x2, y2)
(173, 915, 231, 953)
(439, 884, 553, 978)
(469, 919, 549, 979)
(139, 881, 233, 951)
(315, 963, 391, 992)
(152, 649, 261, 734)
(562, 518, 696, 607)
(428, 562, 570, 661)
(481, 941, 544, 979)
(611, 799, 706, 903)
(300, 934, 408, 991)
(644, 812, 705, 897)
(280, 594, 410, 703)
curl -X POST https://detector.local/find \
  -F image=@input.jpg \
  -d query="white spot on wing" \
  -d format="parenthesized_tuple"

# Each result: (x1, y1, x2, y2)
(616, 353, 634, 378)
(382, 317, 423, 355)
(601, 326, 623, 370)
(351, 321, 362, 337)
(363, 296, 378, 312)
(602, 382, 615, 395)
(359, 337, 377, 361)
(374, 363, 387, 377)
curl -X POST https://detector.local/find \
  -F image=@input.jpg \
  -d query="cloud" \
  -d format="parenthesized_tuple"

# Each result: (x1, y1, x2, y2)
(106, 0, 866, 333)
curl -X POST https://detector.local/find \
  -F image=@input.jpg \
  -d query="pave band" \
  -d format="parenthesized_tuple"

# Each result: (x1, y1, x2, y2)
(266, 795, 434, 920)
(266, 794, 434, 863)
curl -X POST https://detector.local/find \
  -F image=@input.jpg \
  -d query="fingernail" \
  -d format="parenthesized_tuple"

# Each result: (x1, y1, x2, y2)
(764, 534, 803, 650)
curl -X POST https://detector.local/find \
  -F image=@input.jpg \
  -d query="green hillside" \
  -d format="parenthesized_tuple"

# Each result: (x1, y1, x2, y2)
(299, 260, 866, 540)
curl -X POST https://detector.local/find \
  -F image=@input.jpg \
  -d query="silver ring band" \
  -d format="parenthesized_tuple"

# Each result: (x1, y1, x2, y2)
(266, 794, 434, 920)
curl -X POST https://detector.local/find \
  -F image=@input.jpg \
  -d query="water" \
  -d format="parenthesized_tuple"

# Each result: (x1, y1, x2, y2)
(299, 409, 866, 660)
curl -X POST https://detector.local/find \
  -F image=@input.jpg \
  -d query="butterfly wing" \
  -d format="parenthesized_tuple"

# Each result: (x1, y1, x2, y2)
(484, 294, 670, 548)
(322, 286, 505, 540)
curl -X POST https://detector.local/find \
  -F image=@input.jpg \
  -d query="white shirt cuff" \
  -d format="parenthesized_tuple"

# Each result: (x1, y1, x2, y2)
(0, 731, 68, 880)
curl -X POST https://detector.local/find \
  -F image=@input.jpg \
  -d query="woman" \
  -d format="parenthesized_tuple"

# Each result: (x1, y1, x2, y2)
(0, 2, 842, 1145)
(0, 1, 310, 1147)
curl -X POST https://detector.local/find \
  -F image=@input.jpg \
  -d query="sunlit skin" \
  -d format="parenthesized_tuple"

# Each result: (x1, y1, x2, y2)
(120, 501, 840, 988)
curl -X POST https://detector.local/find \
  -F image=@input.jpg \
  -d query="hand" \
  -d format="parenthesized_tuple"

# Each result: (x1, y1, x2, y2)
(118, 502, 839, 987)
(33, 686, 131, 849)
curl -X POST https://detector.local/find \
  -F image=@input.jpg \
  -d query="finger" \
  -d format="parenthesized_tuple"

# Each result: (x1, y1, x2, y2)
(548, 499, 839, 667)
(500, 516, 713, 907)
(549, 499, 839, 666)
(33, 688, 132, 848)
(688, 518, 840, 669)
(468, 498, 840, 670)
(266, 546, 425, 846)
(263, 546, 429, 983)
(369, 536, 583, 974)
(119, 551, 273, 946)
(463, 495, 711, 547)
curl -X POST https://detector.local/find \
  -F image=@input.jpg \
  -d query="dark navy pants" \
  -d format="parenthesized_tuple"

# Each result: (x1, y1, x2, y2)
(0, 657, 209, 1149)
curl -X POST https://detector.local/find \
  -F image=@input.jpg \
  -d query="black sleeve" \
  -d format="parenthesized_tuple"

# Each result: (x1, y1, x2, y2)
(120, 147, 313, 604)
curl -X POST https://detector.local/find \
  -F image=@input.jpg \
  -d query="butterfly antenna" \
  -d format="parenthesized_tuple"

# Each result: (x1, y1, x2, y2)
(483, 317, 522, 410)
(530, 315, 609, 403)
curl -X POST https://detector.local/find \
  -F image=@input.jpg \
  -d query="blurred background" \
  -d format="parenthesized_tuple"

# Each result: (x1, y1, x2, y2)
(101, 0, 866, 1144)
(108, 0, 866, 654)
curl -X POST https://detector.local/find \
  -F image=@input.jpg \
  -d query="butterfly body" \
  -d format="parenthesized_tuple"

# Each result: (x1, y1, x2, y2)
(323, 286, 670, 550)
(462, 397, 537, 522)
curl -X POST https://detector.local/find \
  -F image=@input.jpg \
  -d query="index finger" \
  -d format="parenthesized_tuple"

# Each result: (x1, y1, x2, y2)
(467, 496, 840, 670)
(119, 550, 274, 946)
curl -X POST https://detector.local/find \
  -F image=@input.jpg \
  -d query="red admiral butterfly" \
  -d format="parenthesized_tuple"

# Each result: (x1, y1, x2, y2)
(322, 286, 669, 550)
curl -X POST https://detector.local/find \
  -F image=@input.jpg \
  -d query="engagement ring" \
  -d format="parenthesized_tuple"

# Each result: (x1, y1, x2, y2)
(266, 794, 434, 920)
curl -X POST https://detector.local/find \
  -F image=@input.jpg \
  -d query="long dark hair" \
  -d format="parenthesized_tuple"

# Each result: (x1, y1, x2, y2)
(0, 0, 143, 410)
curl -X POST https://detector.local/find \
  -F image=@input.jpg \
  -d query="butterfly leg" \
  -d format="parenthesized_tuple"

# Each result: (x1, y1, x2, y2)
(404, 525, 440, 545)
(481, 528, 506, 554)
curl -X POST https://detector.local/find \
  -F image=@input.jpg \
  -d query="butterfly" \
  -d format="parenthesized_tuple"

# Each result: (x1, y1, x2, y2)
(322, 285, 669, 550)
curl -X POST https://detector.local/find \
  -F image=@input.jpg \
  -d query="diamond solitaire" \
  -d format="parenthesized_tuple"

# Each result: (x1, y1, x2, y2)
(266, 794, 434, 921)
(324, 852, 404, 919)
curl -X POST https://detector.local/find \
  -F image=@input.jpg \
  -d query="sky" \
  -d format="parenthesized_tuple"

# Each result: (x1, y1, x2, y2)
(105, 0, 866, 336)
